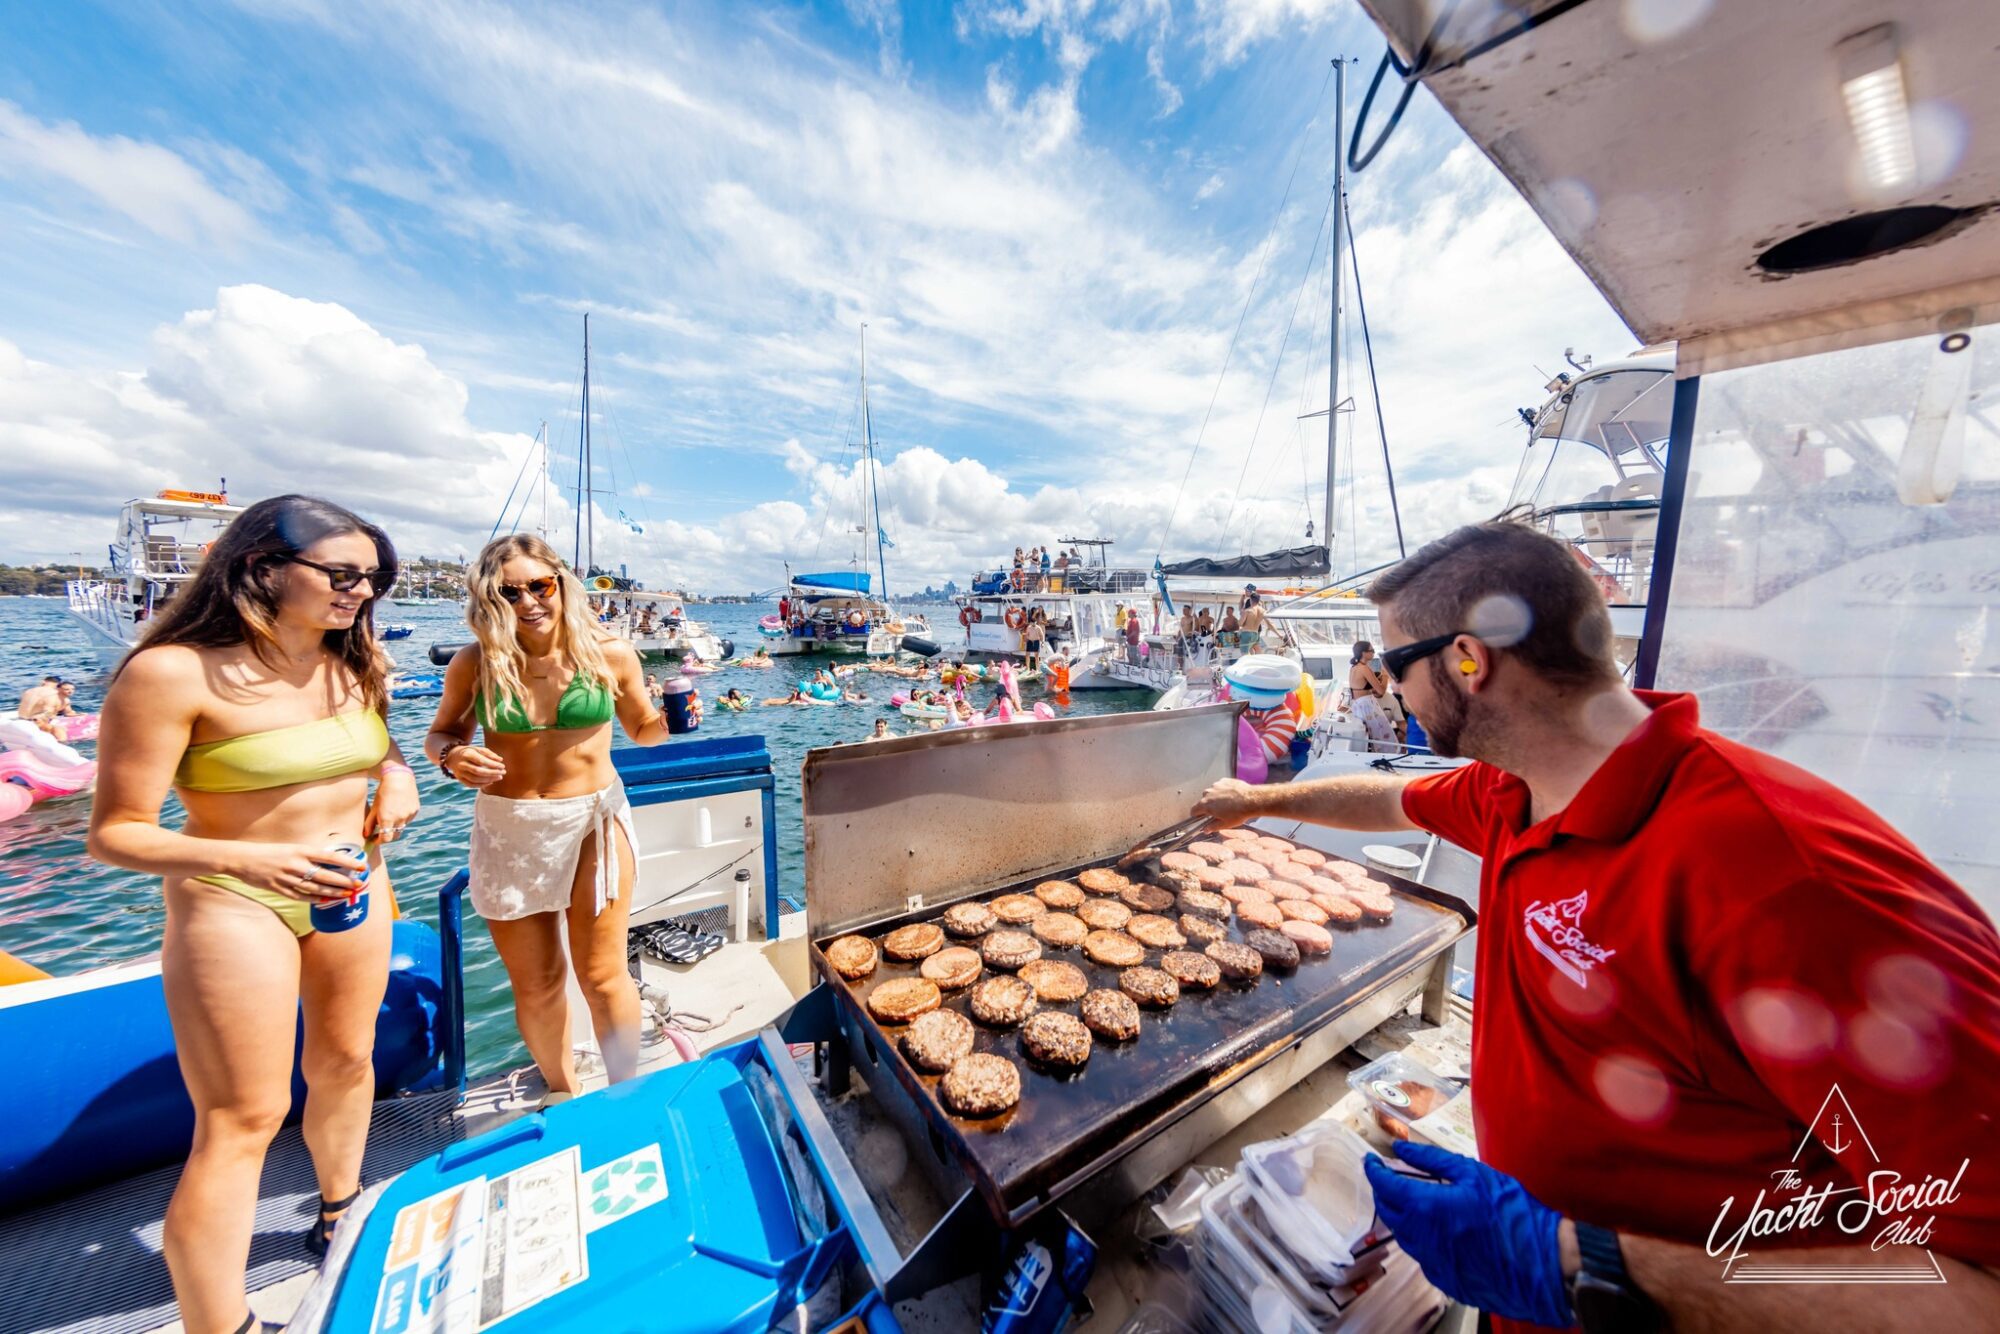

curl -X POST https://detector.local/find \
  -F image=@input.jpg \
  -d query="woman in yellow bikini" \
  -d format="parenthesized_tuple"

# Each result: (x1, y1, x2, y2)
(424, 534, 669, 1101)
(88, 496, 420, 1334)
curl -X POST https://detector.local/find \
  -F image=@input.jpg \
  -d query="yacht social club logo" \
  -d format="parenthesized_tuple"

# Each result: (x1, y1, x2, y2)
(1522, 890, 1615, 987)
(1707, 1084, 1966, 1284)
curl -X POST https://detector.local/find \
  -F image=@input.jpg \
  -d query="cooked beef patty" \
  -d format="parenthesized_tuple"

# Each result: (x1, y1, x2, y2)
(866, 977, 942, 1024)
(1076, 898, 1133, 931)
(940, 1052, 1020, 1116)
(1185, 840, 1233, 864)
(920, 945, 983, 990)
(1020, 1011, 1093, 1069)
(1279, 919, 1334, 955)
(1120, 884, 1177, 913)
(884, 922, 945, 961)
(1235, 900, 1285, 930)
(1080, 988, 1141, 1041)
(989, 893, 1046, 924)
(1082, 930, 1146, 968)
(825, 935, 878, 980)
(1076, 867, 1130, 895)
(1119, 965, 1180, 1008)
(941, 901, 998, 937)
(980, 929, 1043, 970)
(1178, 912, 1228, 945)
(1278, 899, 1330, 926)
(968, 974, 1039, 1026)
(902, 1008, 975, 1072)
(1177, 888, 1231, 919)
(1018, 959, 1089, 1003)
(1158, 851, 1207, 874)
(1204, 939, 1264, 982)
(1126, 914, 1187, 950)
(1243, 927, 1300, 970)
(1032, 880, 1085, 909)
(1031, 912, 1087, 948)
(1159, 949, 1220, 990)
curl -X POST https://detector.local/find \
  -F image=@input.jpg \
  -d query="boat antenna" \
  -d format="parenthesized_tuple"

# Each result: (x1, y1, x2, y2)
(1323, 56, 1346, 562)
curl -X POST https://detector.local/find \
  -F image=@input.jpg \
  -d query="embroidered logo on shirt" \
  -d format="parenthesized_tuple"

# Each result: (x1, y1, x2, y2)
(1522, 890, 1616, 987)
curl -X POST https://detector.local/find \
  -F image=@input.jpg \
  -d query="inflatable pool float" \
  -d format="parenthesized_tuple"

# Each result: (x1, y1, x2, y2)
(1222, 654, 1302, 709)
(678, 662, 717, 675)
(900, 701, 950, 721)
(803, 681, 841, 702)
(0, 749, 99, 821)
(0, 717, 86, 767)
(2, 710, 104, 744)
(758, 615, 788, 637)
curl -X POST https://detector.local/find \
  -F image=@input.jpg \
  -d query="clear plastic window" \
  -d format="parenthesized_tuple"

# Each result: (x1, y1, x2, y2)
(1654, 324, 1999, 913)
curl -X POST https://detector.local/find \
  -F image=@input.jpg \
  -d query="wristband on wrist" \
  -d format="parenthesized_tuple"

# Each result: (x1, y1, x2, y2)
(380, 760, 415, 777)
(436, 742, 462, 778)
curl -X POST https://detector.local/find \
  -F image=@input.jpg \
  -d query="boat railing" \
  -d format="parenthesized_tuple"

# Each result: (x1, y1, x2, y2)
(1513, 497, 1660, 603)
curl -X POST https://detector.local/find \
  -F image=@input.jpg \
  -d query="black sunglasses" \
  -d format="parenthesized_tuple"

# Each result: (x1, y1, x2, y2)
(280, 555, 396, 595)
(497, 577, 561, 604)
(1379, 631, 1470, 682)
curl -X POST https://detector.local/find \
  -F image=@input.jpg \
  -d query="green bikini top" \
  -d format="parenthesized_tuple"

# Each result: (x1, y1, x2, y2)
(176, 710, 391, 793)
(477, 670, 616, 733)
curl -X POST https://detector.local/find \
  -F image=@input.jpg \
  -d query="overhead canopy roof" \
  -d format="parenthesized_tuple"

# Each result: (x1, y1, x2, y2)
(1352, 0, 2000, 373)
(1159, 545, 1331, 580)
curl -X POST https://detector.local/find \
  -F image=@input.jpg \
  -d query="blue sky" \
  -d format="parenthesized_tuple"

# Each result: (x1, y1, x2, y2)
(0, 0, 1632, 592)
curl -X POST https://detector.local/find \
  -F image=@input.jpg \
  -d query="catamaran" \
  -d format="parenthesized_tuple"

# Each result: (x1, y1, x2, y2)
(948, 539, 1156, 688)
(64, 487, 245, 653)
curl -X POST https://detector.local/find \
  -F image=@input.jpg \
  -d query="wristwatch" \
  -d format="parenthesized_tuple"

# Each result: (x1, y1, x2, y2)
(1569, 1222, 1664, 1333)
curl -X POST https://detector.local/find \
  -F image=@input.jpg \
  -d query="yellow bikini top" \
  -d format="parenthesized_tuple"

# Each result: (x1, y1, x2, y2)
(175, 710, 391, 794)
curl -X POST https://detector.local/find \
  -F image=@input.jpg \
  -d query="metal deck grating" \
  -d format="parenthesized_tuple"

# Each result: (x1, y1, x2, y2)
(0, 1091, 464, 1334)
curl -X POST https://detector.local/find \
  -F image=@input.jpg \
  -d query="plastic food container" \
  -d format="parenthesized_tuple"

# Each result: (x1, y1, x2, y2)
(1346, 1052, 1466, 1152)
(1238, 1119, 1395, 1287)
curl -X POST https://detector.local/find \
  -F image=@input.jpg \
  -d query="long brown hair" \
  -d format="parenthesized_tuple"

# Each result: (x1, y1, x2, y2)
(464, 533, 619, 724)
(120, 495, 398, 713)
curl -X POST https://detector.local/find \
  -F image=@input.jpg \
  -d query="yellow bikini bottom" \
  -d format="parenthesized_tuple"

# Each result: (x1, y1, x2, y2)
(193, 861, 400, 937)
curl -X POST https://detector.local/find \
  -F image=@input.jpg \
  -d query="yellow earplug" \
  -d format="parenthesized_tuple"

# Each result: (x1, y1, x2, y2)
(1459, 659, 1478, 675)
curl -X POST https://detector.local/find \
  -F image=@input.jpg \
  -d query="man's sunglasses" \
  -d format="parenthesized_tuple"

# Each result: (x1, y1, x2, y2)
(280, 555, 396, 595)
(497, 577, 561, 604)
(1379, 631, 1470, 682)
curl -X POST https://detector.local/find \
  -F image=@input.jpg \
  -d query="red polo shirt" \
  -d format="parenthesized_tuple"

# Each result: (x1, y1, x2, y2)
(1402, 692, 2000, 1327)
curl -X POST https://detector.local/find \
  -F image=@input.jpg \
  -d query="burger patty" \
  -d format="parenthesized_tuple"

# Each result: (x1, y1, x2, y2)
(989, 893, 1046, 924)
(940, 1053, 1021, 1117)
(1253, 835, 1296, 854)
(1080, 988, 1142, 1041)
(1032, 880, 1085, 910)
(919, 946, 983, 990)
(1120, 884, 1177, 913)
(1076, 898, 1133, 931)
(1278, 899, 1330, 926)
(883, 922, 945, 961)
(1126, 914, 1187, 950)
(941, 901, 998, 937)
(1222, 859, 1271, 885)
(1192, 866, 1235, 893)
(1151, 868, 1201, 896)
(1267, 861, 1317, 886)
(1243, 927, 1300, 970)
(968, 974, 1039, 1026)
(1158, 851, 1207, 874)
(1220, 881, 1275, 906)
(1082, 930, 1146, 968)
(1185, 840, 1233, 864)
(1178, 913, 1228, 945)
(1279, 919, 1334, 955)
(1204, 939, 1264, 982)
(1018, 959, 1089, 1003)
(980, 929, 1043, 970)
(1235, 900, 1285, 930)
(1287, 847, 1328, 868)
(1119, 965, 1180, 1009)
(1158, 949, 1220, 990)
(1264, 880, 1310, 903)
(902, 1008, 975, 1072)
(1310, 892, 1364, 924)
(866, 977, 942, 1024)
(1177, 888, 1231, 919)
(825, 935, 878, 980)
(1020, 1011, 1093, 1069)
(1031, 912, 1087, 948)
(1076, 867, 1131, 895)
(1348, 890, 1396, 919)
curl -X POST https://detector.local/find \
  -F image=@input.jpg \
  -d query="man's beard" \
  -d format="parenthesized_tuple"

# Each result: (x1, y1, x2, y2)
(1417, 661, 1488, 760)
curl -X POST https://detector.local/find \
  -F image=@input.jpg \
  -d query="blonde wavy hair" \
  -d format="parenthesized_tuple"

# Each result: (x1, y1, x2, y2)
(465, 534, 620, 723)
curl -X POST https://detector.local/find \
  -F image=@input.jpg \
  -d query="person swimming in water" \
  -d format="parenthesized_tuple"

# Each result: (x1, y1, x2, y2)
(425, 534, 670, 1110)
(89, 496, 419, 1330)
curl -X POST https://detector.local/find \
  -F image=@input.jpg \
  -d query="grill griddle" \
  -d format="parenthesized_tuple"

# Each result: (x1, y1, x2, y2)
(812, 848, 1470, 1225)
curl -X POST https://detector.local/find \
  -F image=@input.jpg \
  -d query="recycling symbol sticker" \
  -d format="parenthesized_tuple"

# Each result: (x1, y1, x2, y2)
(583, 1143, 668, 1233)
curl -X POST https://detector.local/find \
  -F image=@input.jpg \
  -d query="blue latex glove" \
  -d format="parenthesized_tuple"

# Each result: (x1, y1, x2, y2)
(1363, 1141, 1575, 1329)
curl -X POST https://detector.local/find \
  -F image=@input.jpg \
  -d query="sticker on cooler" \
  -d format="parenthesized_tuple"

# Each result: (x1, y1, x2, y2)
(372, 1178, 487, 1334)
(476, 1147, 589, 1328)
(583, 1142, 669, 1233)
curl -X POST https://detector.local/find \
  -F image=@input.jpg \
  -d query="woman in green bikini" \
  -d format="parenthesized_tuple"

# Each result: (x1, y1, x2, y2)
(424, 533, 670, 1101)
(89, 495, 420, 1334)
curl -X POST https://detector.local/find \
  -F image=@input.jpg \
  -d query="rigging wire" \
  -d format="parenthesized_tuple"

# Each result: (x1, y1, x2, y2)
(810, 368, 865, 565)
(1156, 59, 1334, 561)
(1217, 181, 1337, 554)
(1344, 190, 1406, 559)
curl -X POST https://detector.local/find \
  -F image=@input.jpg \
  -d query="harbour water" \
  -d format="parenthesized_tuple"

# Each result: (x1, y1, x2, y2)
(0, 597, 1153, 1078)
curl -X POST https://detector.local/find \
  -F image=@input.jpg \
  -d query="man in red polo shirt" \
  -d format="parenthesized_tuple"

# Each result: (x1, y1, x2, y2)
(1195, 522, 2000, 1331)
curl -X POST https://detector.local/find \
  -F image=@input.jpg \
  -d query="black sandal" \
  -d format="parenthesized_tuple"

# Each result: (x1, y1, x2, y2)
(230, 1313, 281, 1334)
(306, 1186, 362, 1258)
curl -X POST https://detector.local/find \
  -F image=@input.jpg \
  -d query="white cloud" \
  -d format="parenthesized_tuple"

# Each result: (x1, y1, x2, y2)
(1192, 0, 1343, 68)
(1195, 171, 1224, 201)
(0, 100, 260, 249)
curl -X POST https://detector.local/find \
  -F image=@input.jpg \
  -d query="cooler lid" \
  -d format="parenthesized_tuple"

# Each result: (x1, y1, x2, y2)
(800, 704, 1241, 939)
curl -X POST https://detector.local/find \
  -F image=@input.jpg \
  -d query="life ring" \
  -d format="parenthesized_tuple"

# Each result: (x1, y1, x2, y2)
(1003, 607, 1027, 630)
(1569, 545, 1624, 601)
(846, 610, 866, 629)
(959, 606, 981, 627)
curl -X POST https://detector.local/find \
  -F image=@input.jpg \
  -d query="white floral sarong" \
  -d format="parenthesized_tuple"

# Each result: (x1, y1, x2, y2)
(1352, 694, 1397, 750)
(470, 779, 638, 921)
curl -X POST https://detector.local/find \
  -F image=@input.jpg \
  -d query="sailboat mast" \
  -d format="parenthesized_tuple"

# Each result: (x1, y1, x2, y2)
(861, 324, 889, 606)
(538, 420, 549, 540)
(576, 314, 593, 574)
(1323, 57, 1345, 557)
